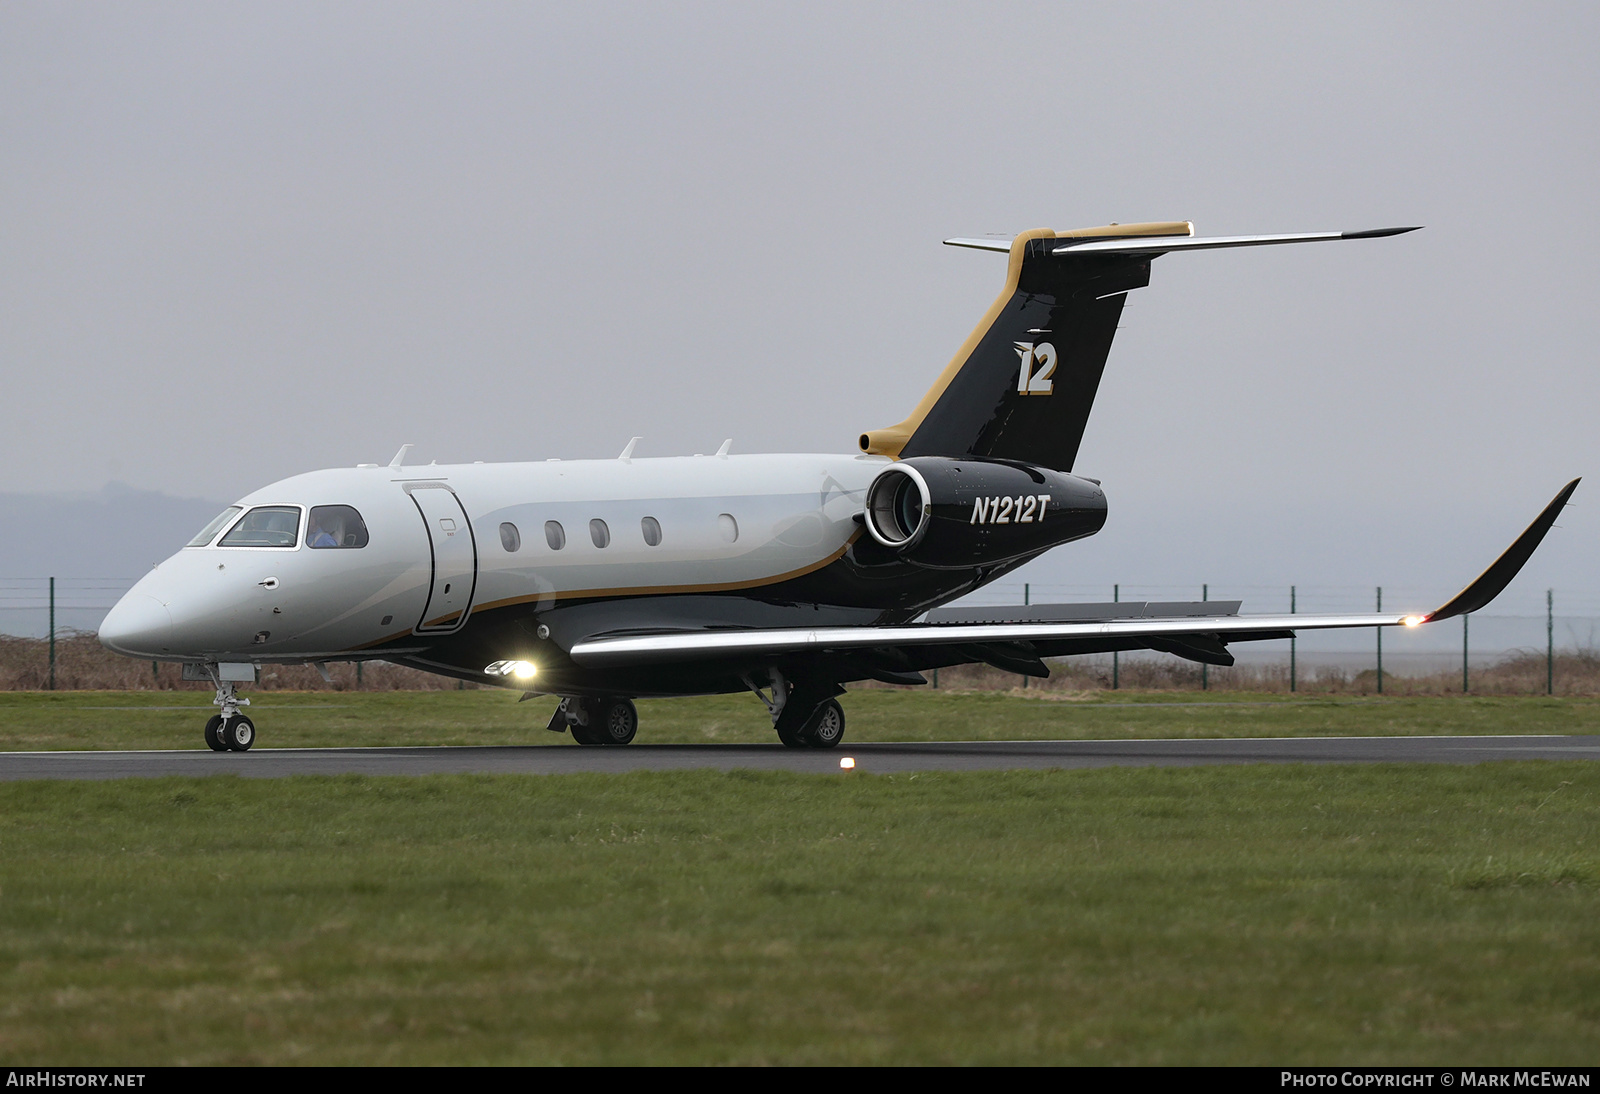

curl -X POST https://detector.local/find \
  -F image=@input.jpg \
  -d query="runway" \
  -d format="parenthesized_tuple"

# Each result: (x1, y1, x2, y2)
(2, 735, 1598, 780)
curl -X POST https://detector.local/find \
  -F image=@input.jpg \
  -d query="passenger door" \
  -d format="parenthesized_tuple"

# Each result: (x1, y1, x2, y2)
(406, 484, 477, 634)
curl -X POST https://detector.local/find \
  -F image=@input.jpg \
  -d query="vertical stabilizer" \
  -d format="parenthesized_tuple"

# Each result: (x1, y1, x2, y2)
(860, 222, 1191, 471)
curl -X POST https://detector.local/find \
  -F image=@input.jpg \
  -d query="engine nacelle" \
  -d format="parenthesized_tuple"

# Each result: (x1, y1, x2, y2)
(862, 457, 1107, 569)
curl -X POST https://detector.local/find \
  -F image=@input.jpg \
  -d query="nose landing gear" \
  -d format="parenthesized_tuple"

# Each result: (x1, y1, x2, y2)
(202, 673, 255, 752)
(203, 712, 255, 751)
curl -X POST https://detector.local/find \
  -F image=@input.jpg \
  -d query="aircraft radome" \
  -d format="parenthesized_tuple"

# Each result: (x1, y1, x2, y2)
(99, 221, 1580, 751)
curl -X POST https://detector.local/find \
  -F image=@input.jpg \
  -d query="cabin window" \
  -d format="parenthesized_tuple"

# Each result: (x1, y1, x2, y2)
(219, 506, 301, 548)
(718, 513, 739, 543)
(499, 522, 521, 552)
(186, 506, 242, 547)
(590, 518, 611, 548)
(544, 521, 566, 551)
(306, 505, 370, 549)
(641, 515, 662, 547)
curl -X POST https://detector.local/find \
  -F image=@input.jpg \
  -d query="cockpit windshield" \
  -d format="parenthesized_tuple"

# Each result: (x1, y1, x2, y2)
(306, 505, 370, 549)
(219, 506, 302, 547)
(186, 506, 243, 547)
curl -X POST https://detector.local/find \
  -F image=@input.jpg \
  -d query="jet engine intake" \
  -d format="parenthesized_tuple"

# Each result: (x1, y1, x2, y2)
(862, 457, 1106, 569)
(864, 464, 933, 549)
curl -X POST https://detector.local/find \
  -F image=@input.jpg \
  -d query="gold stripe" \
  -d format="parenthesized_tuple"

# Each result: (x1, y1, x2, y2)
(471, 534, 859, 615)
(859, 221, 1193, 458)
(1052, 220, 1192, 240)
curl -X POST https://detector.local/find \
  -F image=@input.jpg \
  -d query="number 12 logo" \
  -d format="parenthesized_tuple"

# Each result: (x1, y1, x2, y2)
(1014, 341, 1057, 395)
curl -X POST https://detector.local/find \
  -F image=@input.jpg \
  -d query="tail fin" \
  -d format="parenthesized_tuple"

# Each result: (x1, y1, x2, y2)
(859, 223, 1187, 471)
(861, 221, 1419, 471)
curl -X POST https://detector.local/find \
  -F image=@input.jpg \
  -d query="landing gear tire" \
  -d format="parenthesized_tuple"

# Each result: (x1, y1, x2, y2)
(204, 715, 227, 752)
(597, 698, 638, 746)
(221, 715, 255, 751)
(804, 699, 845, 750)
(563, 698, 607, 746)
(774, 692, 815, 749)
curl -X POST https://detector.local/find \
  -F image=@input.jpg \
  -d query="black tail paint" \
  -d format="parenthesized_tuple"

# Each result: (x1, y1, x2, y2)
(861, 224, 1179, 472)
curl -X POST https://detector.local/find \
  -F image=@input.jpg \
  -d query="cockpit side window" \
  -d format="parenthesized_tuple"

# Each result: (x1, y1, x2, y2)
(186, 506, 243, 547)
(306, 505, 370, 549)
(219, 506, 302, 548)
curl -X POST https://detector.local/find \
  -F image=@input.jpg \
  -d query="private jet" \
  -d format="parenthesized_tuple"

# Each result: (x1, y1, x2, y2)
(98, 221, 1579, 751)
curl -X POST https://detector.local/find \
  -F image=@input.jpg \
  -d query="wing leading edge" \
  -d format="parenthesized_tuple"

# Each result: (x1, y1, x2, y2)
(568, 480, 1579, 670)
(943, 226, 1421, 256)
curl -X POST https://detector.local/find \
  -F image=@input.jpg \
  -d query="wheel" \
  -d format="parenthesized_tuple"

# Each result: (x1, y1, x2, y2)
(203, 715, 227, 752)
(804, 699, 845, 750)
(221, 715, 255, 751)
(775, 724, 809, 748)
(596, 698, 638, 746)
(567, 699, 605, 746)
(773, 694, 813, 749)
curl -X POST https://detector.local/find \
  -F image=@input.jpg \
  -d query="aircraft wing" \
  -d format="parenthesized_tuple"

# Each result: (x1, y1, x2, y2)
(568, 479, 1578, 672)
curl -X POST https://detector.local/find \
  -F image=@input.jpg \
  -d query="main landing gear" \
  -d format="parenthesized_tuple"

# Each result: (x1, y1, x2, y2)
(548, 696, 639, 746)
(203, 677, 255, 752)
(776, 696, 845, 750)
(745, 670, 846, 750)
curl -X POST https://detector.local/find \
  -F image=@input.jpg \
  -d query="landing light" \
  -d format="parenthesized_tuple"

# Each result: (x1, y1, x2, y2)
(484, 659, 538, 679)
(1403, 615, 1425, 627)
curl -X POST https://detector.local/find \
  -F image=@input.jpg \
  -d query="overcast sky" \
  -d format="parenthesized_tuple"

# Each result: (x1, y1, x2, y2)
(2, 2, 1595, 609)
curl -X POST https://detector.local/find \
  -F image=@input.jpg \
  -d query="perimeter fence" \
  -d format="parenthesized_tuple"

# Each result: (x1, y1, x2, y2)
(3, 576, 1599, 694)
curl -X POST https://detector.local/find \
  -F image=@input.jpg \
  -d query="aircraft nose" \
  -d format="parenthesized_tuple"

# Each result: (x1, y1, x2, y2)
(98, 593, 175, 657)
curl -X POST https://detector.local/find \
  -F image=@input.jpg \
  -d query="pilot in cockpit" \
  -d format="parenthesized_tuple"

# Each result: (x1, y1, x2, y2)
(306, 517, 339, 548)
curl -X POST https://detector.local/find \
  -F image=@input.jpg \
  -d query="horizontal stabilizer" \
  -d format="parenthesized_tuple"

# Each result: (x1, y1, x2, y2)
(1051, 226, 1421, 256)
(943, 227, 1421, 257)
(942, 237, 1015, 253)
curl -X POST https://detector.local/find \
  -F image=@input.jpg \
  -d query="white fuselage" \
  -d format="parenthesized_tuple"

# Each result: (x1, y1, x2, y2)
(99, 452, 889, 662)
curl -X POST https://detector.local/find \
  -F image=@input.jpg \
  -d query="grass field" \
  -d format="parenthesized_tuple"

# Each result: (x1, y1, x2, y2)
(0, 764, 1595, 1065)
(2, 692, 1596, 1065)
(2, 689, 1599, 752)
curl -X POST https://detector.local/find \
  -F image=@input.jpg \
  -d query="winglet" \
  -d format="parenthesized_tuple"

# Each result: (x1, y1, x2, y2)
(1341, 226, 1424, 240)
(1428, 479, 1581, 622)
